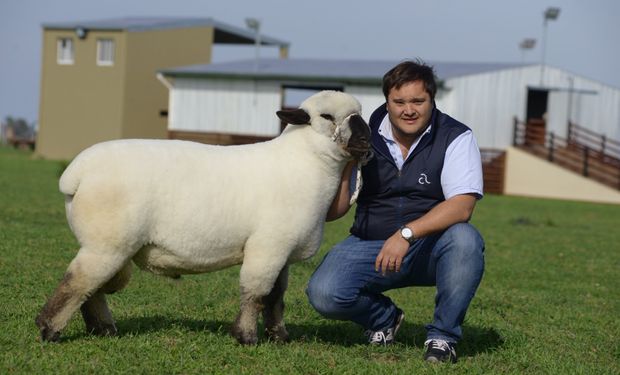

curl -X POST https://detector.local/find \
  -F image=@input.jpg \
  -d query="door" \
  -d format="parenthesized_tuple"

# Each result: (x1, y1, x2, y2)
(525, 88, 549, 145)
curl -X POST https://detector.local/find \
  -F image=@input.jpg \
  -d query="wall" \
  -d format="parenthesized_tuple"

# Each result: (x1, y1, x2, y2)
(346, 85, 384, 121)
(122, 26, 213, 139)
(37, 29, 126, 159)
(439, 65, 620, 150)
(169, 78, 282, 136)
(504, 146, 620, 205)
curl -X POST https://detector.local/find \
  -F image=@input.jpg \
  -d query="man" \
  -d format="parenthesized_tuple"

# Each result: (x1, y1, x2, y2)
(306, 60, 485, 363)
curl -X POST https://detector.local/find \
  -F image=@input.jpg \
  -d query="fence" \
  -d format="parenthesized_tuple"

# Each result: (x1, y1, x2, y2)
(480, 149, 506, 194)
(567, 122, 620, 167)
(513, 118, 620, 190)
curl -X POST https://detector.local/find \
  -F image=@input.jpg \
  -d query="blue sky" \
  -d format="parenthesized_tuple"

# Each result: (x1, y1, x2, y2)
(1, 0, 618, 123)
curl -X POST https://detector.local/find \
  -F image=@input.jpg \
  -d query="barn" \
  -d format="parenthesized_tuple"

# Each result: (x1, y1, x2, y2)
(159, 58, 620, 204)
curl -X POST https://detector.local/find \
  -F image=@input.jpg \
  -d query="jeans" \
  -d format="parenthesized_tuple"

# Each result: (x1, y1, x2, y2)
(306, 223, 485, 343)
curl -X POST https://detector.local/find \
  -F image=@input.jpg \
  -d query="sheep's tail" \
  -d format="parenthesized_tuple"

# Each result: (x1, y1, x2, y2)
(58, 158, 83, 196)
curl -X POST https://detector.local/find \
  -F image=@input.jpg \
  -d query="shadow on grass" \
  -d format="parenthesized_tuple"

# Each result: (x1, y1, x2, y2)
(287, 321, 504, 356)
(70, 315, 503, 357)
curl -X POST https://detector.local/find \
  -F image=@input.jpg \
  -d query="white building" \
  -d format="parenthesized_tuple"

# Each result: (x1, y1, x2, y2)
(159, 58, 620, 204)
(159, 58, 620, 146)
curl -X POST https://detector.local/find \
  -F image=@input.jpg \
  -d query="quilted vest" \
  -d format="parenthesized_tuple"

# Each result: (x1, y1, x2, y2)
(350, 104, 471, 240)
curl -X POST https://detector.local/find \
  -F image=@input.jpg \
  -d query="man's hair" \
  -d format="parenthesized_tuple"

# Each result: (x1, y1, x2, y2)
(382, 60, 437, 101)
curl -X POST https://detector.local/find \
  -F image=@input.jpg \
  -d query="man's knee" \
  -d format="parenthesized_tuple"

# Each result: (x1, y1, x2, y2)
(306, 276, 354, 319)
(441, 223, 485, 256)
(434, 223, 485, 281)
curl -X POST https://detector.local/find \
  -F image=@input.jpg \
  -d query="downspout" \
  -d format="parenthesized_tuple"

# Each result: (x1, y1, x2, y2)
(156, 73, 174, 137)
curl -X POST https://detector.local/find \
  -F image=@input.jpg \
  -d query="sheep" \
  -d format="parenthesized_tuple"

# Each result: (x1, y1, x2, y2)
(35, 90, 371, 344)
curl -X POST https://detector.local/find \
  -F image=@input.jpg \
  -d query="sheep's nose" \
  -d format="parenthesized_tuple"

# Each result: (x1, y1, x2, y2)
(346, 114, 371, 159)
(349, 114, 370, 140)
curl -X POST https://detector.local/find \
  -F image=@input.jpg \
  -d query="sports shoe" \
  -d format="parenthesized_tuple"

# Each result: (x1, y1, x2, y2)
(365, 309, 405, 345)
(424, 339, 457, 363)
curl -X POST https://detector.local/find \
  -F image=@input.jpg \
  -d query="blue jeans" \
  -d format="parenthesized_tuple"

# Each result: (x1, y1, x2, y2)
(306, 223, 484, 343)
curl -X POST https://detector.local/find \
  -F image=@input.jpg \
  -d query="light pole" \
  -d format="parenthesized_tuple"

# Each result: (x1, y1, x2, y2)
(519, 38, 536, 63)
(245, 18, 261, 72)
(540, 7, 560, 85)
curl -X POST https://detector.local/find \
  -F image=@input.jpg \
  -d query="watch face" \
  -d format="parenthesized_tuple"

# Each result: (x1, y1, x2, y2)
(401, 227, 413, 239)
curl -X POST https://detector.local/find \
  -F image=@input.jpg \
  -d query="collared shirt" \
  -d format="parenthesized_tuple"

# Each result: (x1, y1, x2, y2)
(377, 115, 483, 200)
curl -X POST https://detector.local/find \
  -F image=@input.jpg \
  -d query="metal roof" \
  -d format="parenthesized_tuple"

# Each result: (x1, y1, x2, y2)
(43, 17, 289, 46)
(161, 58, 531, 85)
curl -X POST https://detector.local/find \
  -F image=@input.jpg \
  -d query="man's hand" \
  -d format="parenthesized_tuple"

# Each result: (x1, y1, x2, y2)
(375, 231, 410, 275)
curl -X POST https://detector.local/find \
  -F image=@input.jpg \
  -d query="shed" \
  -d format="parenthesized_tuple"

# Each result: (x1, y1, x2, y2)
(160, 58, 620, 149)
(160, 58, 620, 204)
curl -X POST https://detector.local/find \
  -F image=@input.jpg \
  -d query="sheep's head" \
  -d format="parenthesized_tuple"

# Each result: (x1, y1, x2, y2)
(276, 91, 372, 163)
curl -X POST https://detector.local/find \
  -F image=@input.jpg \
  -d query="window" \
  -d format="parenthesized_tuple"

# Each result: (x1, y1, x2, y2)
(57, 38, 74, 65)
(97, 39, 115, 66)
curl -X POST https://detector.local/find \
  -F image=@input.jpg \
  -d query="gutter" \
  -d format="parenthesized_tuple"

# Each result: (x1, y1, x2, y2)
(156, 72, 174, 90)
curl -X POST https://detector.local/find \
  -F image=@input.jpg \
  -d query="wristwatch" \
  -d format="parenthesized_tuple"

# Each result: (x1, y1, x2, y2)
(399, 225, 416, 245)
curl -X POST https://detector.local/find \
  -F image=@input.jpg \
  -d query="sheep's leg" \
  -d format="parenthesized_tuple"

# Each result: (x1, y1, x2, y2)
(231, 245, 290, 345)
(231, 287, 263, 345)
(35, 249, 130, 342)
(80, 291, 116, 336)
(80, 262, 132, 337)
(262, 265, 289, 342)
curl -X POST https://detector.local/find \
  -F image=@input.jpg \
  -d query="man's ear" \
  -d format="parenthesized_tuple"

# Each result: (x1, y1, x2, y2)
(276, 108, 311, 125)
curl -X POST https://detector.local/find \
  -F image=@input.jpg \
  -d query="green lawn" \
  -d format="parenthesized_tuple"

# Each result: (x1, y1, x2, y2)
(1, 145, 619, 374)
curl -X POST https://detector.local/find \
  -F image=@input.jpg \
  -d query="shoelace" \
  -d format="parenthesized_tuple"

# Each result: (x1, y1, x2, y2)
(425, 339, 451, 351)
(366, 330, 390, 343)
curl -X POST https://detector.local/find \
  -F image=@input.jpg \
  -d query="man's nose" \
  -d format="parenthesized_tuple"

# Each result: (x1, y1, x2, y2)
(404, 103, 416, 115)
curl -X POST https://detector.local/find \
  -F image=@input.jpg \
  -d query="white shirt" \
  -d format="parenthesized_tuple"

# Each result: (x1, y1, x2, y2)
(378, 115, 484, 199)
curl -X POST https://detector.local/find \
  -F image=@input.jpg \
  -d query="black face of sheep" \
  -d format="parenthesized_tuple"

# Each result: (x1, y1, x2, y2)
(345, 114, 371, 160)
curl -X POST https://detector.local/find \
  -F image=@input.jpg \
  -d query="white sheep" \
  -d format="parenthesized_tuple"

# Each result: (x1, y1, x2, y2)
(35, 90, 371, 344)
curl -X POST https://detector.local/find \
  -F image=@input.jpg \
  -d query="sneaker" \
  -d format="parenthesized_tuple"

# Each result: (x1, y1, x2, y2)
(424, 339, 457, 363)
(365, 309, 405, 345)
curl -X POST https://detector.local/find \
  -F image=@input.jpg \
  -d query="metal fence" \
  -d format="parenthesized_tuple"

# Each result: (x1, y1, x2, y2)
(513, 117, 620, 190)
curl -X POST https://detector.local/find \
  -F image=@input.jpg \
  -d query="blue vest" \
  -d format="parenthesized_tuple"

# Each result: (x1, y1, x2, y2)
(350, 104, 471, 240)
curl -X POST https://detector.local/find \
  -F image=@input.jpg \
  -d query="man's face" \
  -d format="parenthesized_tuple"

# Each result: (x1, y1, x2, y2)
(386, 80, 433, 144)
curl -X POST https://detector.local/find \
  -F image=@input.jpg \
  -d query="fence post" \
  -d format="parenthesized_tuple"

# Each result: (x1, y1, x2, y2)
(601, 134, 607, 155)
(512, 117, 518, 146)
(567, 122, 573, 142)
(583, 147, 590, 177)
(548, 132, 555, 162)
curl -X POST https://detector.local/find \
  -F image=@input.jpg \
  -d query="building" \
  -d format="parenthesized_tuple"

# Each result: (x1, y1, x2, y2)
(159, 58, 620, 147)
(36, 17, 289, 159)
(159, 58, 620, 204)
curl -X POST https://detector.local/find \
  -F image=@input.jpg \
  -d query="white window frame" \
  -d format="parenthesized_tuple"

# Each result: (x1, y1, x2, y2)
(96, 39, 115, 66)
(57, 38, 74, 65)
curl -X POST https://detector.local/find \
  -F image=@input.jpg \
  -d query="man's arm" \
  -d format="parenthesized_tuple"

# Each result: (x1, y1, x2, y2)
(374, 193, 477, 275)
(326, 161, 356, 222)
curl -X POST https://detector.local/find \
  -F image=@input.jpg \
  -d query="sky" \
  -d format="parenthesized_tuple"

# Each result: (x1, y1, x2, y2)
(1, 0, 619, 124)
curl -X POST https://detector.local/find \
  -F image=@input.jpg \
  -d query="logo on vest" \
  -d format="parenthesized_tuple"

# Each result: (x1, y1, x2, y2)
(418, 173, 431, 185)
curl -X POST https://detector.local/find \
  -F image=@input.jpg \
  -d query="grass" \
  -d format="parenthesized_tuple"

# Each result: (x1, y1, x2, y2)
(1, 145, 619, 374)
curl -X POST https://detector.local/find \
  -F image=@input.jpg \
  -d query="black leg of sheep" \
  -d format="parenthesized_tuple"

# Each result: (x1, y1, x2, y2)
(262, 265, 290, 342)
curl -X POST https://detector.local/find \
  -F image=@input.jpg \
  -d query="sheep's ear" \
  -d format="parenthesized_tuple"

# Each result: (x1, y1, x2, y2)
(276, 109, 311, 125)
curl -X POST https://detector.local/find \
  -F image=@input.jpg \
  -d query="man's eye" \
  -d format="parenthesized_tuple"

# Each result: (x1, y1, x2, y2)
(321, 114, 334, 121)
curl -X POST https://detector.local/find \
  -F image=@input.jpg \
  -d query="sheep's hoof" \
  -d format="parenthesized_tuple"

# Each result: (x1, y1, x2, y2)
(40, 328, 61, 342)
(86, 323, 118, 337)
(265, 326, 290, 343)
(230, 325, 258, 345)
(232, 332, 258, 345)
(35, 319, 60, 342)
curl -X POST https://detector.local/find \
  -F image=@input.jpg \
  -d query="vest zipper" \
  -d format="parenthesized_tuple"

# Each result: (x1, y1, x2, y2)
(397, 167, 403, 225)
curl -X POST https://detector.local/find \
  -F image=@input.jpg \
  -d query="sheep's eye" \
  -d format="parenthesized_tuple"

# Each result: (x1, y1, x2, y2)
(320, 114, 334, 121)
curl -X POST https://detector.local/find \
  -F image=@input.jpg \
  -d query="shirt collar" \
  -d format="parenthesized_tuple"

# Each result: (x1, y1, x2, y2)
(378, 114, 433, 147)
